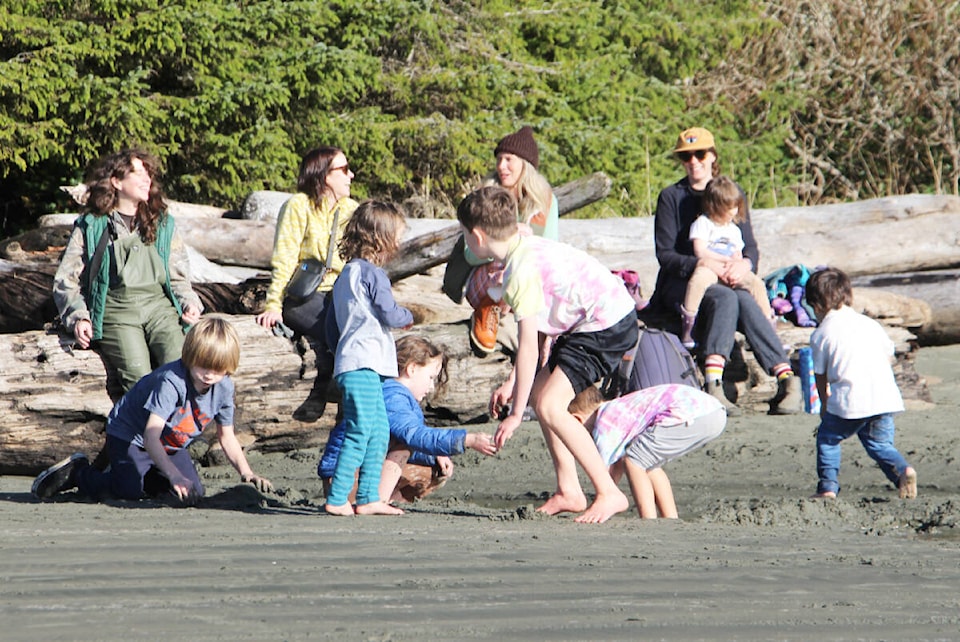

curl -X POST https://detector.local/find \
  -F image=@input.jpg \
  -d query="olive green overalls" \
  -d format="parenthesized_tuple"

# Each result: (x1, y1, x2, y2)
(98, 230, 185, 392)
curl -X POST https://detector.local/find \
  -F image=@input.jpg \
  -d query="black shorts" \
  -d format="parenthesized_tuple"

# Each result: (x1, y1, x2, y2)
(548, 312, 639, 395)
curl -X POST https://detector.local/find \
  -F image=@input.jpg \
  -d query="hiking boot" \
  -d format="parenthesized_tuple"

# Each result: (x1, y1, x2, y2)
(771, 375, 802, 415)
(470, 296, 501, 353)
(31, 453, 89, 500)
(705, 379, 742, 417)
(679, 306, 697, 350)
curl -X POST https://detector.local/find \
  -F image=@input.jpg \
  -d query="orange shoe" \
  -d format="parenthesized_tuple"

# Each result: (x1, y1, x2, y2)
(470, 297, 500, 353)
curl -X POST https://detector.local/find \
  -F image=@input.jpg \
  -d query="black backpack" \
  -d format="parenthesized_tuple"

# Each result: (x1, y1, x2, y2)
(602, 327, 701, 398)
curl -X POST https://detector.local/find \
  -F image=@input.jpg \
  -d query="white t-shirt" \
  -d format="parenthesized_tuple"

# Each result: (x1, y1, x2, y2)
(688, 215, 744, 258)
(810, 305, 904, 419)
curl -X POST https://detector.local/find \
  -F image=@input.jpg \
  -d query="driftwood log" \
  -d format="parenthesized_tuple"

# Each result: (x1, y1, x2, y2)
(0, 268, 932, 475)
(1, 193, 955, 473)
(0, 305, 512, 475)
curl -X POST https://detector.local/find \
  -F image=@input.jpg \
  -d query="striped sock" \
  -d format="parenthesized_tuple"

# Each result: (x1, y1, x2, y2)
(772, 363, 793, 381)
(704, 356, 725, 386)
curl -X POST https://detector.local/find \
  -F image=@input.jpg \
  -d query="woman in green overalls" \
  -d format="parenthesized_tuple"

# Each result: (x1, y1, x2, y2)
(54, 149, 203, 393)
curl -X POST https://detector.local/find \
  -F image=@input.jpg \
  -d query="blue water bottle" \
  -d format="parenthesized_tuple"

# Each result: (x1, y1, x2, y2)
(798, 347, 820, 414)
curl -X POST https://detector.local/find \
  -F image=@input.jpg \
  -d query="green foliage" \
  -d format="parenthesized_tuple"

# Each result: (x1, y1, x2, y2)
(1, 0, 956, 236)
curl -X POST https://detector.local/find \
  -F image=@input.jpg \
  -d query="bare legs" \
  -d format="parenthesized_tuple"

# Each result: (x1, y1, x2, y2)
(532, 367, 628, 524)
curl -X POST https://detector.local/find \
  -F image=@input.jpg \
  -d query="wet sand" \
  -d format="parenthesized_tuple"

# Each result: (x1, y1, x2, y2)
(2, 345, 959, 641)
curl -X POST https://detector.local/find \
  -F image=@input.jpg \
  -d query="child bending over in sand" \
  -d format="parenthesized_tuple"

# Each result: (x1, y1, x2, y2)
(323, 201, 413, 516)
(569, 385, 726, 518)
(319, 334, 498, 503)
(32, 315, 273, 504)
(457, 185, 639, 524)
(804, 267, 917, 499)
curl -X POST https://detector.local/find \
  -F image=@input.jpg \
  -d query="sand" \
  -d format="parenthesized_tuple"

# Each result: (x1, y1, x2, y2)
(2, 345, 959, 641)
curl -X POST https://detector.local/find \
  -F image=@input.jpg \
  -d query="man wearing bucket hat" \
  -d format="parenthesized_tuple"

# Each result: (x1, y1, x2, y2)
(641, 126, 801, 416)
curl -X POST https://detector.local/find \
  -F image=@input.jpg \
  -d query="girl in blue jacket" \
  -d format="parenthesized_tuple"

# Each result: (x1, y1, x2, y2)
(320, 335, 498, 504)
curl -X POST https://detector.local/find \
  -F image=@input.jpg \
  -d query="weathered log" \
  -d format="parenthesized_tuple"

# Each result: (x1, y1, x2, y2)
(0, 307, 512, 475)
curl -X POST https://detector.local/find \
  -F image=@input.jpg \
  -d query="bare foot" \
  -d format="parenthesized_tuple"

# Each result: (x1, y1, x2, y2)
(324, 502, 356, 516)
(810, 491, 837, 499)
(355, 500, 404, 516)
(537, 491, 588, 516)
(574, 490, 629, 524)
(898, 467, 918, 499)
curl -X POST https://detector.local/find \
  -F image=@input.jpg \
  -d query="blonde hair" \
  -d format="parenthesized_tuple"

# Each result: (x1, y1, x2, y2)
(181, 315, 241, 374)
(483, 158, 553, 226)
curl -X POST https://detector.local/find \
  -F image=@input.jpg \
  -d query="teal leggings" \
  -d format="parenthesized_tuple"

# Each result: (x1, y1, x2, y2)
(327, 369, 389, 507)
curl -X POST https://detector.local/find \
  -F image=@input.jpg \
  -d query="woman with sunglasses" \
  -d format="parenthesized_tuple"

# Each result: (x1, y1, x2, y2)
(256, 146, 358, 379)
(644, 127, 801, 416)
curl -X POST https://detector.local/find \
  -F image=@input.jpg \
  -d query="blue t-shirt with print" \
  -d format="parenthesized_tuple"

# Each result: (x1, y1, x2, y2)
(106, 359, 235, 451)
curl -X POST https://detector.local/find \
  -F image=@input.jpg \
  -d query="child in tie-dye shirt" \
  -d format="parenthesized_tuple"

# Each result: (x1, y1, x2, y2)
(457, 185, 639, 524)
(569, 384, 726, 519)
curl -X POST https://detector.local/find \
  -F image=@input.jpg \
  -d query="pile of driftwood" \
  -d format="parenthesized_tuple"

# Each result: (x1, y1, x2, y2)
(1, 182, 958, 474)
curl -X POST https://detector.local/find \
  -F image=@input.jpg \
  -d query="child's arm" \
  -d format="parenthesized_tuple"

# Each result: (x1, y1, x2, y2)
(815, 373, 830, 418)
(369, 267, 414, 329)
(142, 413, 200, 502)
(692, 239, 733, 276)
(464, 432, 498, 456)
(493, 316, 540, 448)
(217, 423, 274, 492)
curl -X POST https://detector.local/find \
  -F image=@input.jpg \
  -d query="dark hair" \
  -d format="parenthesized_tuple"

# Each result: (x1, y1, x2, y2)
(84, 148, 167, 243)
(181, 315, 241, 374)
(456, 186, 518, 241)
(395, 334, 449, 396)
(298, 146, 342, 206)
(805, 267, 853, 313)
(702, 176, 746, 224)
(337, 200, 406, 265)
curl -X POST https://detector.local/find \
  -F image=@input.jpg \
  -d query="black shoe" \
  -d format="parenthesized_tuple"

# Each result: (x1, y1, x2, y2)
(31, 453, 89, 500)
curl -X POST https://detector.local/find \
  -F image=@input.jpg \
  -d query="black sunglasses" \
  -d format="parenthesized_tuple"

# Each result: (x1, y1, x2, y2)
(329, 164, 351, 175)
(676, 150, 709, 162)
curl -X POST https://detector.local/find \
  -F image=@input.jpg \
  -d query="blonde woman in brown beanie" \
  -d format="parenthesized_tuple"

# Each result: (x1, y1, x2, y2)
(460, 126, 559, 353)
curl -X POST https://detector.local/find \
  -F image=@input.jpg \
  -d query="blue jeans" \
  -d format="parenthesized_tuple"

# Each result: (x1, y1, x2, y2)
(816, 412, 910, 495)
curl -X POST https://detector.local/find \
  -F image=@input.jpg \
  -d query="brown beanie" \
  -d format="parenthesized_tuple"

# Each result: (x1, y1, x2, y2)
(494, 126, 539, 169)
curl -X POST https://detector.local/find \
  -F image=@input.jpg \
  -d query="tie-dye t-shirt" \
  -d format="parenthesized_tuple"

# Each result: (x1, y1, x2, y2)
(592, 384, 723, 465)
(501, 236, 636, 336)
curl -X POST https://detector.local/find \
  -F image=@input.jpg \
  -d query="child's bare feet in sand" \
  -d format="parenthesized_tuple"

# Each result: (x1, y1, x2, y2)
(898, 467, 918, 499)
(355, 500, 404, 516)
(325, 502, 356, 516)
(810, 491, 837, 499)
(537, 491, 588, 516)
(574, 490, 630, 524)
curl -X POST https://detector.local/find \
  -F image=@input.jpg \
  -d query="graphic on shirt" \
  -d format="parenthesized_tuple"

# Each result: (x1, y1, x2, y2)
(160, 402, 210, 452)
(707, 237, 738, 257)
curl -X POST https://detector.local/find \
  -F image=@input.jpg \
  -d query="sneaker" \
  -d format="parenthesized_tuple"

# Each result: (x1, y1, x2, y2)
(898, 467, 918, 499)
(31, 453, 89, 500)
(771, 375, 802, 415)
(705, 379, 742, 417)
(470, 297, 501, 353)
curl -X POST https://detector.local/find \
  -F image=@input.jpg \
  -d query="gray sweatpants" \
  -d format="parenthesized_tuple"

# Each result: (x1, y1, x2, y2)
(625, 407, 727, 470)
